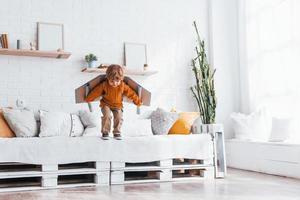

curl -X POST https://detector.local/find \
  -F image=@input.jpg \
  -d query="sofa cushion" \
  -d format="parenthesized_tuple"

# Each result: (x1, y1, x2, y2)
(150, 108, 178, 135)
(231, 109, 272, 141)
(0, 109, 15, 138)
(2, 108, 38, 137)
(79, 110, 101, 136)
(269, 117, 294, 142)
(0, 134, 213, 164)
(39, 111, 84, 137)
(169, 112, 199, 135)
(122, 114, 152, 137)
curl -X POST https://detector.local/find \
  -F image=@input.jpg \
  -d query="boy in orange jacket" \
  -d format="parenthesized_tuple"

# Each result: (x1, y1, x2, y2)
(85, 64, 142, 140)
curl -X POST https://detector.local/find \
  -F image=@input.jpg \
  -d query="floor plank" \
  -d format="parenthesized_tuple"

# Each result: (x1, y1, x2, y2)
(0, 168, 299, 200)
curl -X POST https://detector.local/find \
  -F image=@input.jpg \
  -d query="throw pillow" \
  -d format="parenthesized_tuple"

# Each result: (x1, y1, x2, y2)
(3, 108, 38, 137)
(269, 117, 294, 142)
(71, 114, 85, 137)
(231, 108, 272, 141)
(168, 112, 199, 134)
(191, 117, 202, 134)
(0, 109, 15, 137)
(150, 108, 178, 135)
(79, 110, 101, 136)
(39, 111, 84, 137)
(138, 110, 154, 119)
(122, 113, 153, 137)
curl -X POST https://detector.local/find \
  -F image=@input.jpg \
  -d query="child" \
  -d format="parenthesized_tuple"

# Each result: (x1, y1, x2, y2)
(85, 64, 142, 140)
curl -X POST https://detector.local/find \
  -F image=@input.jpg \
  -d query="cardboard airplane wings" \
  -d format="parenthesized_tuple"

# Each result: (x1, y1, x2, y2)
(75, 74, 151, 106)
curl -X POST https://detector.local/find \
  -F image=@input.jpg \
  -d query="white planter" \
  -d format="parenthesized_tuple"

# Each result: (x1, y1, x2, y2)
(87, 61, 97, 68)
(192, 119, 223, 134)
(199, 123, 224, 134)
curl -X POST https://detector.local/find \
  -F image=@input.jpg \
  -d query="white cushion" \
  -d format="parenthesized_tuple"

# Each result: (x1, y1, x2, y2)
(138, 110, 154, 119)
(79, 110, 153, 137)
(82, 127, 100, 137)
(122, 114, 152, 137)
(269, 117, 294, 142)
(2, 108, 38, 137)
(192, 117, 202, 134)
(0, 134, 214, 164)
(79, 110, 101, 137)
(39, 111, 84, 137)
(71, 114, 85, 137)
(231, 109, 272, 141)
(150, 108, 178, 135)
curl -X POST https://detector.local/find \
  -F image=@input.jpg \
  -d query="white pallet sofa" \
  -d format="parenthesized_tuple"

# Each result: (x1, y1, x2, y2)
(110, 158, 215, 185)
(0, 126, 226, 192)
(0, 161, 110, 192)
(110, 124, 226, 184)
(226, 139, 300, 179)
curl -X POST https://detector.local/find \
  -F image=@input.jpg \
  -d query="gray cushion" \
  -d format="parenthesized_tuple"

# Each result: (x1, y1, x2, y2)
(79, 110, 101, 136)
(39, 111, 84, 137)
(71, 114, 85, 137)
(150, 108, 178, 135)
(3, 108, 38, 137)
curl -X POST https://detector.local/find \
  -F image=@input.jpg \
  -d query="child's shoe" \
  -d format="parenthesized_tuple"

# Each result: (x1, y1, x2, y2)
(101, 133, 110, 140)
(113, 133, 122, 140)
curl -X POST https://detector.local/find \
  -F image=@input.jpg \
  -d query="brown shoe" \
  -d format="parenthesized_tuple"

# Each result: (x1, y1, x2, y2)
(101, 133, 109, 140)
(113, 133, 122, 140)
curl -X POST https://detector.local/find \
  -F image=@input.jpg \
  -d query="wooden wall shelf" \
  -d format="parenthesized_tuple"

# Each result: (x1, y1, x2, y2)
(82, 67, 158, 76)
(0, 49, 71, 59)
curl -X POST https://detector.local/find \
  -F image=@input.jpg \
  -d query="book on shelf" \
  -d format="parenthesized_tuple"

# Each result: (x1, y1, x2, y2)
(4, 34, 8, 48)
(1, 34, 4, 48)
(1, 33, 8, 48)
(0, 35, 3, 48)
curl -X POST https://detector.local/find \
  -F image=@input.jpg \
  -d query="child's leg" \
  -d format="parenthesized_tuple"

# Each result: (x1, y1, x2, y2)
(112, 109, 123, 136)
(101, 106, 112, 136)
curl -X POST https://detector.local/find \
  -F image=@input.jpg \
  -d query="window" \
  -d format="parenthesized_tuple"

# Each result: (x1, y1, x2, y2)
(241, 0, 300, 118)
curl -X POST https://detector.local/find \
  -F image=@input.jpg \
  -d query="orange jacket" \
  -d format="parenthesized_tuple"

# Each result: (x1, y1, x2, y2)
(85, 80, 142, 109)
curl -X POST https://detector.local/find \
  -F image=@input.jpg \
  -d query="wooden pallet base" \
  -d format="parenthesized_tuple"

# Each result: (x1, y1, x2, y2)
(110, 158, 215, 185)
(0, 162, 110, 192)
(0, 158, 217, 191)
(111, 168, 214, 185)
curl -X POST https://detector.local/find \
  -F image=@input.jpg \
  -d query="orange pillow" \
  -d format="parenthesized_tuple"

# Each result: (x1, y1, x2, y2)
(0, 109, 15, 138)
(168, 112, 199, 135)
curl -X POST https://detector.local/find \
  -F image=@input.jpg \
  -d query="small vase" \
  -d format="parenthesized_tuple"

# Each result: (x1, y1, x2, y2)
(191, 117, 202, 134)
(88, 61, 96, 68)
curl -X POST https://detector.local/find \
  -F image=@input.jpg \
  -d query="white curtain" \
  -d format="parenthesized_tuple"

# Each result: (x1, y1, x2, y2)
(240, 0, 300, 118)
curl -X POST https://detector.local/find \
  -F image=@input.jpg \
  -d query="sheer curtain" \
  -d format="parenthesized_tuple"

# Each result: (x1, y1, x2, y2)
(240, 0, 300, 118)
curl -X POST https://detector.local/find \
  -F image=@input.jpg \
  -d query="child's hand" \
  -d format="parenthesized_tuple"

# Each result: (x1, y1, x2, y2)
(135, 99, 142, 107)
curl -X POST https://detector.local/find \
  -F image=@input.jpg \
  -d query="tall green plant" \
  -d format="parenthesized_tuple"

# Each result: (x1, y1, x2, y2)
(190, 21, 217, 124)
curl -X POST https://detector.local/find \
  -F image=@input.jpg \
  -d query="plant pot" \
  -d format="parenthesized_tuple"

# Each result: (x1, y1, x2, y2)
(87, 61, 96, 68)
(192, 120, 223, 134)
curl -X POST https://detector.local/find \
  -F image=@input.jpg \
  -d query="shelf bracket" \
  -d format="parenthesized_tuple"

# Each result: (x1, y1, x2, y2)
(85, 83, 93, 112)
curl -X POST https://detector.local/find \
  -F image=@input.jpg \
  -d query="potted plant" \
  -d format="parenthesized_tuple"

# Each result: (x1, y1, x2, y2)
(190, 21, 217, 133)
(190, 27, 227, 178)
(85, 53, 98, 68)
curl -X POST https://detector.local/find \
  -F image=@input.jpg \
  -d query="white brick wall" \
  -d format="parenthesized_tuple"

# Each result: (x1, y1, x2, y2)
(0, 0, 210, 114)
(0, 0, 244, 138)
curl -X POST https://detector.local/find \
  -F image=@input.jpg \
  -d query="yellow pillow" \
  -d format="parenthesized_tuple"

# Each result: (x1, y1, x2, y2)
(168, 112, 199, 135)
(0, 109, 15, 138)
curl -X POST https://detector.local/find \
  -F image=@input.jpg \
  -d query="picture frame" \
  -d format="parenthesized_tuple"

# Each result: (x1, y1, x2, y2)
(124, 42, 147, 70)
(37, 22, 64, 51)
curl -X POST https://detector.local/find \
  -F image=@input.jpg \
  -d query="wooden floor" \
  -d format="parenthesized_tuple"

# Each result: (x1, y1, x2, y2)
(0, 168, 299, 200)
